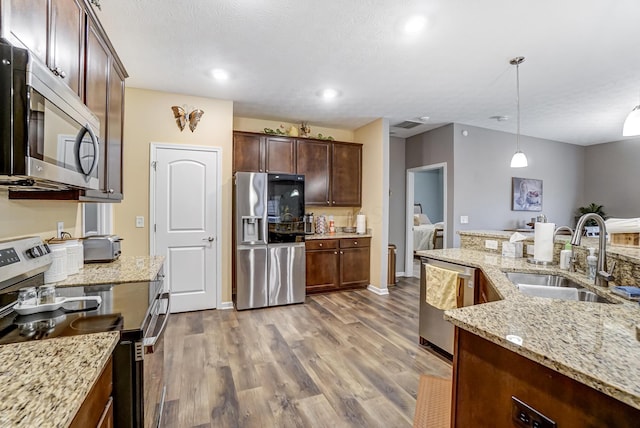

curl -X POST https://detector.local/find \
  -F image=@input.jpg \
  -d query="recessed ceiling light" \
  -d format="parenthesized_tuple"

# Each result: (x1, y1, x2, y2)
(211, 68, 229, 81)
(319, 88, 340, 100)
(489, 115, 509, 122)
(404, 15, 427, 35)
(418, 116, 430, 122)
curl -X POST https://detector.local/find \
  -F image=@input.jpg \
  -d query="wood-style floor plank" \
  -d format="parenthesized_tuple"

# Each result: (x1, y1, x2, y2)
(160, 277, 452, 427)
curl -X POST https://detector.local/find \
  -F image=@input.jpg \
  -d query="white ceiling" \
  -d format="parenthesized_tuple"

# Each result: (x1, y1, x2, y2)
(95, 0, 640, 145)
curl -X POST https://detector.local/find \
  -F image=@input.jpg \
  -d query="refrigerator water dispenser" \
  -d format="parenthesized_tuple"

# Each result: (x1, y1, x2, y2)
(242, 216, 262, 242)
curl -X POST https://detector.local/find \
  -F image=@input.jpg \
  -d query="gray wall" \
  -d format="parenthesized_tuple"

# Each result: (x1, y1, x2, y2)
(388, 136, 406, 273)
(406, 124, 455, 247)
(452, 124, 584, 245)
(584, 137, 640, 218)
(414, 169, 444, 223)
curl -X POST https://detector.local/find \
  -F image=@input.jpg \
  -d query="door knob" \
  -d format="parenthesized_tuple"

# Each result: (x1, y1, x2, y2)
(202, 237, 214, 242)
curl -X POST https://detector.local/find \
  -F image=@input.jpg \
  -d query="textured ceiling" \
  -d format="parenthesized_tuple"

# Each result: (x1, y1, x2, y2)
(95, 0, 640, 145)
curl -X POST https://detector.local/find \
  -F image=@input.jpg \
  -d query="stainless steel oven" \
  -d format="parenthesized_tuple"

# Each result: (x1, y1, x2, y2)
(0, 41, 100, 190)
(0, 237, 169, 428)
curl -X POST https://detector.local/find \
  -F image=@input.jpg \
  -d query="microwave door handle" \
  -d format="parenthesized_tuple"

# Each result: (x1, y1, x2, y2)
(144, 292, 171, 353)
(84, 123, 100, 180)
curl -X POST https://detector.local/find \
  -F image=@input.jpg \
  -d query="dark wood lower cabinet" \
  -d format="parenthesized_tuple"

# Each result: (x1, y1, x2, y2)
(306, 237, 370, 293)
(452, 329, 640, 427)
(476, 270, 502, 304)
(71, 356, 113, 428)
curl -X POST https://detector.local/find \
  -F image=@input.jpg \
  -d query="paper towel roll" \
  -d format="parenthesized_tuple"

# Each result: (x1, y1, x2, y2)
(533, 222, 555, 262)
(356, 214, 366, 234)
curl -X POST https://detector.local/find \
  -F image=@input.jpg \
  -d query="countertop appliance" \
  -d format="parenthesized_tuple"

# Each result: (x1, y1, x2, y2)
(419, 258, 476, 356)
(83, 235, 122, 263)
(0, 41, 100, 190)
(233, 172, 306, 310)
(0, 236, 168, 428)
(304, 213, 314, 235)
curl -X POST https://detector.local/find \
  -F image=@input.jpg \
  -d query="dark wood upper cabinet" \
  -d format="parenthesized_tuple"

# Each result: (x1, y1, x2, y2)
(49, 0, 85, 97)
(5, 0, 128, 202)
(232, 131, 362, 207)
(296, 140, 331, 206)
(5, 0, 48, 63)
(331, 142, 362, 206)
(233, 132, 264, 172)
(265, 136, 295, 173)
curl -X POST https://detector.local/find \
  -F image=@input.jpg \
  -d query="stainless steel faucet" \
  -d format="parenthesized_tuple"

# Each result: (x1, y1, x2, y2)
(553, 226, 573, 240)
(570, 213, 614, 286)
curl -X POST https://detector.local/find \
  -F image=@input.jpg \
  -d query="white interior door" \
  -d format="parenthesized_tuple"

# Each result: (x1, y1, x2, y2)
(151, 144, 221, 313)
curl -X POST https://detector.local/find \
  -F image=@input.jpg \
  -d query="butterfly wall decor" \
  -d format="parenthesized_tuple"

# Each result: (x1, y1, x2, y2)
(171, 105, 205, 132)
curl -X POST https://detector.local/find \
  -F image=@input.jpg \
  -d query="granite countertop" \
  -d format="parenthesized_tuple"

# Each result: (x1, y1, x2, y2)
(305, 232, 372, 240)
(459, 229, 640, 263)
(56, 255, 165, 286)
(416, 248, 640, 410)
(0, 332, 119, 427)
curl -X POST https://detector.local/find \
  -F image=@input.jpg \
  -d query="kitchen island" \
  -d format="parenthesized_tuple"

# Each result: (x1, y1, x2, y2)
(0, 332, 119, 427)
(416, 245, 640, 425)
(56, 255, 165, 286)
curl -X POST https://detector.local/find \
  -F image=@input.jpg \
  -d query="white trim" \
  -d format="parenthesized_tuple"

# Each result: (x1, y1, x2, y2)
(367, 284, 390, 296)
(217, 301, 234, 310)
(378, 119, 391, 293)
(396, 270, 406, 277)
(149, 143, 224, 310)
(405, 162, 448, 275)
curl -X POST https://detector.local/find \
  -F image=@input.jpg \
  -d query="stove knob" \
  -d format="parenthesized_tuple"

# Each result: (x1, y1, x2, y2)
(26, 247, 39, 258)
(42, 243, 51, 254)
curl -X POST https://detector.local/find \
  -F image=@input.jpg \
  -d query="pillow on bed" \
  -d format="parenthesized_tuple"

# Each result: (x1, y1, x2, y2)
(413, 213, 431, 225)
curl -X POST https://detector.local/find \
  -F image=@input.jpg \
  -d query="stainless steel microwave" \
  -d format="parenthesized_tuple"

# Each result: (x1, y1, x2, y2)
(0, 41, 100, 190)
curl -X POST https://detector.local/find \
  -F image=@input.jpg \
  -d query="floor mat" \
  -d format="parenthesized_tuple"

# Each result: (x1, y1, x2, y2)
(413, 374, 452, 428)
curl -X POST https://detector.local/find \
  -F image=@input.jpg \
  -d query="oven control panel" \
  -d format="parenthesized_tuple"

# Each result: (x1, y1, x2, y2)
(0, 237, 52, 289)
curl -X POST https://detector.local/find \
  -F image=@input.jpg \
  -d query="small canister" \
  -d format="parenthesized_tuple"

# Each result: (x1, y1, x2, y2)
(17, 287, 38, 307)
(315, 215, 327, 235)
(44, 243, 67, 283)
(38, 285, 56, 305)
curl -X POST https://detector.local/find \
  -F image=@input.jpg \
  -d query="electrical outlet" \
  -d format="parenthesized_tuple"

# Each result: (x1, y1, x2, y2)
(136, 216, 145, 228)
(485, 240, 498, 250)
(57, 222, 64, 238)
(460, 215, 469, 224)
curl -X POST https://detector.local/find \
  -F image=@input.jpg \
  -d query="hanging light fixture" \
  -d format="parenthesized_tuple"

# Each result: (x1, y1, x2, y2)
(623, 90, 640, 136)
(510, 56, 528, 168)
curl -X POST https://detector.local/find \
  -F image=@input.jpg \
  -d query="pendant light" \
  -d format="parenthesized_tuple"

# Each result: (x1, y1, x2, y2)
(623, 89, 640, 136)
(510, 56, 528, 168)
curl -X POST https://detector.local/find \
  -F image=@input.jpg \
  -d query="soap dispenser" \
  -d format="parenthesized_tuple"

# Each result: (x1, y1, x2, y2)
(586, 247, 597, 280)
(559, 242, 572, 270)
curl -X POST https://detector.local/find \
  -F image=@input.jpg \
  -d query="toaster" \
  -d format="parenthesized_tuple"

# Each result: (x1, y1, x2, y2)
(83, 235, 122, 263)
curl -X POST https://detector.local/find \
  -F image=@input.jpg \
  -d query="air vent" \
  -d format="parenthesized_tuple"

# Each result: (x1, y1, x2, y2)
(392, 120, 423, 129)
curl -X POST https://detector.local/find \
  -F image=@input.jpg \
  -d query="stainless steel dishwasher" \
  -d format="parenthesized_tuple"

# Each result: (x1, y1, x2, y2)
(419, 258, 476, 356)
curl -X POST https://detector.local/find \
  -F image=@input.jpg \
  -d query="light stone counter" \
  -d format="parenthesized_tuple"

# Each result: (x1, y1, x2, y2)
(56, 255, 164, 286)
(0, 332, 119, 427)
(305, 232, 372, 240)
(415, 247, 640, 411)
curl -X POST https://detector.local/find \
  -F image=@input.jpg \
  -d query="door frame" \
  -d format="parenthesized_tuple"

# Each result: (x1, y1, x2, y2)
(405, 162, 447, 275)
(149, 143, 223, 309)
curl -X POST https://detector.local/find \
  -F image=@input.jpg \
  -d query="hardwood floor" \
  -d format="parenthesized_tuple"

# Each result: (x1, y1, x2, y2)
(160, 276, 452, 427)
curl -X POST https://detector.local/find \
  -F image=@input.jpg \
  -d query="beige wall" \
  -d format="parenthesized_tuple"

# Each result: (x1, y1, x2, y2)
(233, 117, 354, 143)
(115, 88, 234, 301)
(0, 194, 82, 240)
(354, 118, 387, 291)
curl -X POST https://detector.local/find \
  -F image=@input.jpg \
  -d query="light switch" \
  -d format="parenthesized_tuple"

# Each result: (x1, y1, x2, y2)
(136, 216, 144, 228)
(460, 215, 469, 224)
(485, 240, 498, 250)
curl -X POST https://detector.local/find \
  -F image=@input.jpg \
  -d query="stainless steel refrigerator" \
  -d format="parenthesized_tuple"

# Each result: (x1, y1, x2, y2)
(234, 172, 306, 310)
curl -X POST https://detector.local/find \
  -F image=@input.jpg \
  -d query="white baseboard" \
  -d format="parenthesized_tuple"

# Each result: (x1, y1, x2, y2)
(217, 301, 234, 310)
(396, 271, 406, 277)
(367, 284, 390, 296)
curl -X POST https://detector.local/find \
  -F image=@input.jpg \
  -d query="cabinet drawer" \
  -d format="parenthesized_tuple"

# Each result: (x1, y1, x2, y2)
(340, 237, 370, 248)
(306, 239, 338, 250)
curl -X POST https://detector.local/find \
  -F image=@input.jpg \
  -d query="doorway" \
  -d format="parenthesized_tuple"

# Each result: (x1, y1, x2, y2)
(150, 143, 222, 312)
(405, 163, 447, 276)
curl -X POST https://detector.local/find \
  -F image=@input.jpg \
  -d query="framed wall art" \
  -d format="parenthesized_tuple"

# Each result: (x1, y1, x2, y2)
(512, 177, 542, 211)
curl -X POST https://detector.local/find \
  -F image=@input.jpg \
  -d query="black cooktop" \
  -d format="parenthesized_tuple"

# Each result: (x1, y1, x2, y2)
(0, 280, 162, 344)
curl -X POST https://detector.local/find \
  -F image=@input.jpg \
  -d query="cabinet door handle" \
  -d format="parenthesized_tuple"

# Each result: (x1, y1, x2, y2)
(333, 201, 336, 204)
(319, 243, 323, 247)
(340, 251, 344, 254)
(327, 201, 330, 205)
(108, 188, 114, 194)
(334, 251, 338, 255)
(354, 241, 358, 245)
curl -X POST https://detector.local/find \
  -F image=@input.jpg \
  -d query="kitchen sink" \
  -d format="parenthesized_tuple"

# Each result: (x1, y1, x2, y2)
(504, 272, 614, 303)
